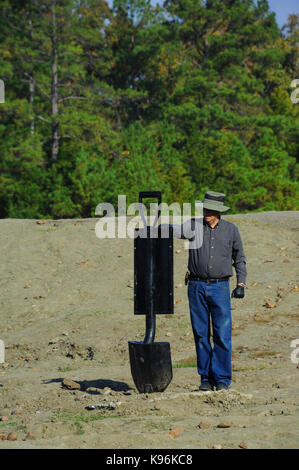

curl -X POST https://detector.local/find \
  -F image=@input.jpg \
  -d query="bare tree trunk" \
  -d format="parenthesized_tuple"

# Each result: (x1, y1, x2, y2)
(51, 0, 59, 163)
(29, 79, 35, 134)
(28, 18, 35, 134)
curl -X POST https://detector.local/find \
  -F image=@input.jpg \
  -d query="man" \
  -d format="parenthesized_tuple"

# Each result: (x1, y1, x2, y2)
(171, 191, 247, 391)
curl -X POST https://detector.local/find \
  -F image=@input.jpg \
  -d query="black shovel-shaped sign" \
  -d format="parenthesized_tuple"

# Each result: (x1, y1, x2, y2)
(128, 191, 173, 393)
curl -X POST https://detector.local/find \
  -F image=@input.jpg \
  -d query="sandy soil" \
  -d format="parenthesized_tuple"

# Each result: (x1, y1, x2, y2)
(0, 212, 298, 449)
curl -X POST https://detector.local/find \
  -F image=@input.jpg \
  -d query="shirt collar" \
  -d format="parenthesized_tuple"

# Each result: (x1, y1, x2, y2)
(203, 216, 222, 229)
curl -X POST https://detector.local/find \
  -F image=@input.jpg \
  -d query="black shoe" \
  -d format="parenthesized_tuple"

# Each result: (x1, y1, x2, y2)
(215, 382, 229, 391)
(199, 381, 213, 391)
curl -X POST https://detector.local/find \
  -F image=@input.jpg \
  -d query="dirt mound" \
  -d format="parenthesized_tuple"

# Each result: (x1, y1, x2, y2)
(0, 212, 298, 448)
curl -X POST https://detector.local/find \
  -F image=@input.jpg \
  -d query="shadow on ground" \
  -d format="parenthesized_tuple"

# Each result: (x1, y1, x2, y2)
(42, 377, 133, 393)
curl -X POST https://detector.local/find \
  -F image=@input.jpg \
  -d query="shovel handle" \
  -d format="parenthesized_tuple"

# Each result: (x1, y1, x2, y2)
(143, 236, 155, 344)
(138, 192, 162, 343)
(139, 191, 161, 205)
(139, 191, 162, 228)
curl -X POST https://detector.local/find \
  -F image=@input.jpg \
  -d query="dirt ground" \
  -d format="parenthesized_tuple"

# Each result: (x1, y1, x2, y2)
(0, 212, 298, 449)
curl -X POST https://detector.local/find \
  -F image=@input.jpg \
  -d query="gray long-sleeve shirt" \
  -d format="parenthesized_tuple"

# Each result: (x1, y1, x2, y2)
(167, 216, 247, 284)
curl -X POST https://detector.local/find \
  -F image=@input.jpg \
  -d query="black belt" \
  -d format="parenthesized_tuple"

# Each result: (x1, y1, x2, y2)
(189, 275, 230, 283)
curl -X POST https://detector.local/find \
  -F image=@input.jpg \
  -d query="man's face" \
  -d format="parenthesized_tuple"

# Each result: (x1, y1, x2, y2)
(203, 208, 220, 225)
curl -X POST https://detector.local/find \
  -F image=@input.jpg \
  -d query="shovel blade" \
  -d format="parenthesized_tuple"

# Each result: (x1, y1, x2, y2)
(128, 341, 172, 393)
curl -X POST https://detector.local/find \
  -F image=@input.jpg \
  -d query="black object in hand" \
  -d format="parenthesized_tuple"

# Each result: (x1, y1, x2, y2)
(231, 286, 245, 298)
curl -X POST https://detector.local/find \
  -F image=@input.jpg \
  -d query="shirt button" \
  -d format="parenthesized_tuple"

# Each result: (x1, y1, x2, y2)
(211, 246, 214, 248)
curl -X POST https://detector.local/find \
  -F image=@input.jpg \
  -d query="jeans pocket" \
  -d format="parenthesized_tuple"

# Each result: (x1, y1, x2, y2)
(188, 280, 197, 295)
(219, 281, 230, 299)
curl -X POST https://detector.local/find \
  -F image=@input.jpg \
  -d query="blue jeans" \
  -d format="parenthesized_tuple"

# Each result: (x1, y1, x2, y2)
(187, 280, 232, 386)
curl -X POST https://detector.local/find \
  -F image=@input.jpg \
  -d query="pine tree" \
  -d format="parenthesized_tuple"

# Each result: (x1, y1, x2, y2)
(0, 0, 118, 217)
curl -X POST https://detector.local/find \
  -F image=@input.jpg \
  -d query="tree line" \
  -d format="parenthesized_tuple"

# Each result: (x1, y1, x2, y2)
(0, 0, 298, 218)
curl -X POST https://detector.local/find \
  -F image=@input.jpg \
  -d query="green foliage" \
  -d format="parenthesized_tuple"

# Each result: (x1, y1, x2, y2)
(113, 121, 196, 206)
(0, 0, 298, 218)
